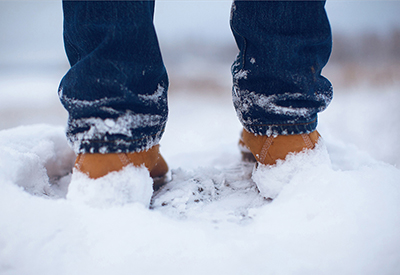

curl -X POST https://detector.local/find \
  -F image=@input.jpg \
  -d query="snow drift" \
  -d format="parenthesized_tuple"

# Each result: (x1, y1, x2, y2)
(0, 123, 399, 275)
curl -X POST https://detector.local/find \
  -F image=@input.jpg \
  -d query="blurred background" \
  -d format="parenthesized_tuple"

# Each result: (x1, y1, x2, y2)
(0, 0, 399, 165)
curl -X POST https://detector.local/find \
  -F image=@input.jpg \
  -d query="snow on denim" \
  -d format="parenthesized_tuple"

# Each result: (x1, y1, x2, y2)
(59, 1, 168, 154)
(59, 1, 332, 154)
(231, 1, 333, 136)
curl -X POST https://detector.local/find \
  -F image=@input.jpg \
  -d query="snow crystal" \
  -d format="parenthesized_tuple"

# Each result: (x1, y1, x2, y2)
(60, 92, 113, 108)
(315, 86, 334, 111)
(99, 106, 120, 115)
(138, 84, 165, 103)
(233, 69, 249, 80)
(234, 90, 313, 118)
(104, 119, 115, 128)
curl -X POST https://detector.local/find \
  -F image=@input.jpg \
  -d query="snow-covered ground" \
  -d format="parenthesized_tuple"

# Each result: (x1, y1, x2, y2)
(1, 64, 400, 274)
(1, 1, 400, 274)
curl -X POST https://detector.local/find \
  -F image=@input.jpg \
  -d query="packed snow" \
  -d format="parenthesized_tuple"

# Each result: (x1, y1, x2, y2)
(1, 85, 400, 274)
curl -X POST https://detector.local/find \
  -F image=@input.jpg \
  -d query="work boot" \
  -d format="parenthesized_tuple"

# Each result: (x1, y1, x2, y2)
(239, 129, 320, 166)
(74, 144, 168, 189)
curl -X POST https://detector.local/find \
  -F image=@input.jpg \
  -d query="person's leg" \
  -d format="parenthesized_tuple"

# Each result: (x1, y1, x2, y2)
(59, 0, 168, 155)
(59, 1, 169, 191)
(231, 1, 332, 165)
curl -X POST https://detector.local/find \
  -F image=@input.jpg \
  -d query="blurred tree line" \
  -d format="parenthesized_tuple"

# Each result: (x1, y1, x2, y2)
(331, 29, 400, 64)
(164, 28, 400, 90)
(326, 28, 400, 87)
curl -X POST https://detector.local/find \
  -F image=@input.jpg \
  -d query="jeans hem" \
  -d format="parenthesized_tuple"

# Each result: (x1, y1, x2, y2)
(244, 117, 318, 137)
(70, 130, 164, 154)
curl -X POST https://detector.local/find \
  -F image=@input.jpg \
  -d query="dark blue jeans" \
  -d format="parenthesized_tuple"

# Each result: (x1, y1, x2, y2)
(59, 1, 332, 154)
(231, 1, 332, 136)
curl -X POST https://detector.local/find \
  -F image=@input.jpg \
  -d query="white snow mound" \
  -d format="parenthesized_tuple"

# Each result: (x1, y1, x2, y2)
(0, 124, 75, 198)
(68, 165, 153, 208)
(253, 141, 331, 199)
(0, 124, 400, 275)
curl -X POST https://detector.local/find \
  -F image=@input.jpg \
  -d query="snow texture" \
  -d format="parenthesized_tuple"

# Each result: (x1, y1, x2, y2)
(138, 84, 165, 103)
(1, 122, 400, 275)
(0, 125, 75, 198)
(68, 166, 153, 208)
(68, 112, 164, 154)
(234, 91, 314, 118)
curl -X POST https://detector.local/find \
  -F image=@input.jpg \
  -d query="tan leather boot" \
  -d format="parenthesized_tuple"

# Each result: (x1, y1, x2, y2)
(239, 129, 320, 166)
(74, 145, 168, 188)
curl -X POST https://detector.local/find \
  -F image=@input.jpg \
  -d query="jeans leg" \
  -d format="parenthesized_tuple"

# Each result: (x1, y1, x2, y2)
(59, 1, 168, 154)
(230, 1, 333, 136)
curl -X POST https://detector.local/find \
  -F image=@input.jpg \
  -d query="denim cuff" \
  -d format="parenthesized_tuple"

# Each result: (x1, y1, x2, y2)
(244, 116, 318, 137)
(72, 133, 163, 154)
(66, 115, 166, 154)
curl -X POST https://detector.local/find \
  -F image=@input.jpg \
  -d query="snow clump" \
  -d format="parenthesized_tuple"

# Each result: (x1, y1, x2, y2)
(253, 141, 331, 199)
(68, 165, 154, 208)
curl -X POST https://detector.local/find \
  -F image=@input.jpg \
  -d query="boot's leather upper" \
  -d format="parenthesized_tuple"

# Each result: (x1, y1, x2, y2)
(240, 129, 320, 165)
(74, 144, 168, 180)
